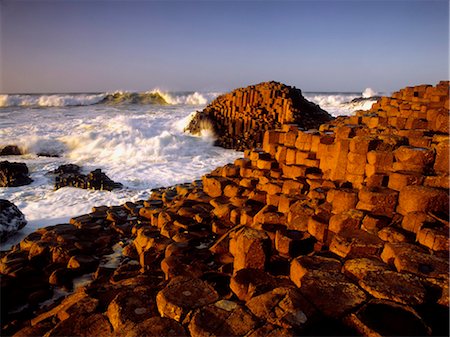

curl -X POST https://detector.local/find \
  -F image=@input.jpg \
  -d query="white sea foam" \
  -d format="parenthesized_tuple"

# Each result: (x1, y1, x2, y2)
(304, 90, 378, 117)
(0, 93, 107, 107)
(0, 102, 241, 249)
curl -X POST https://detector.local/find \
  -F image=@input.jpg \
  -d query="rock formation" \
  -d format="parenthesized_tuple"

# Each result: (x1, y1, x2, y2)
(1, 81, 449, 337)
(101, 92, 168, 105)
(53, 164, 123, 191)
(0, 145, 22, 156)
(0, 200, 27, 241)
(0, 161, 33, 187)
(186, 81, 332, 151)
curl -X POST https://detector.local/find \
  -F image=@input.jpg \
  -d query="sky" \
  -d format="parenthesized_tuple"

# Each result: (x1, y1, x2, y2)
(0, 0, 448, 93)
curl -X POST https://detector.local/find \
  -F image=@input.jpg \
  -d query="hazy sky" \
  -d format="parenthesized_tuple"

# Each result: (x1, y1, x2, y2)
(1, 0, 448, 93)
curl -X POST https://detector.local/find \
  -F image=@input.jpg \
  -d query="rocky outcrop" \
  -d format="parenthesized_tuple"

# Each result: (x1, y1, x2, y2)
(0, 200, 27, 241)
(0, 145, 22, 156)
(0, 161, 33, 187)
(1, 81, 449, 337)
(186, 81, 332, 151)
(53, 164, 123, 191)
(101, 92, 168, 105)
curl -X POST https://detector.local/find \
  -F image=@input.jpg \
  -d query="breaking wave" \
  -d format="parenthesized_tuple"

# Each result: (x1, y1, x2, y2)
(0, 91, 220, 108)
(304, 87, 381, 117)
(0, 93, 107, 107)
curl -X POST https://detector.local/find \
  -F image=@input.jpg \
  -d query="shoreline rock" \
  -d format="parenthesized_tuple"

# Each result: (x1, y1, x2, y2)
(53, 164, 123, 191)
(0, 161, 33, 187)
(1, 81, 449, 337)
(0, 145, 22, 156)
(0, 200, 27, 242)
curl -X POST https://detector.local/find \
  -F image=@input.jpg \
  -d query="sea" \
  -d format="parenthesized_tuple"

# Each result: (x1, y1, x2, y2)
(0, 88, 379, 249)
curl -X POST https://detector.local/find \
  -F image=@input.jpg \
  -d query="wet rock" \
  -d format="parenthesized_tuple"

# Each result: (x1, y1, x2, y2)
(31, 289, 92, 326)
(67, 255, 98, 272)
(156, 276, 219, 322)
(0, 161, 32, 187)
(53, 164, 81, 175)
(188, 300, 258, 337)
(53, 165, 122, 191)
(0, 145, 22, 156)
(0, 200, 27, 241)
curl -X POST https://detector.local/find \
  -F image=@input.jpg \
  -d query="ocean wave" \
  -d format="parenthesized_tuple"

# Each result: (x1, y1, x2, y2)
(150, 90, 221, 106)
(100, 91, 168, 105)
(0, 93, 107, 108)
(0, 90, 221, 108)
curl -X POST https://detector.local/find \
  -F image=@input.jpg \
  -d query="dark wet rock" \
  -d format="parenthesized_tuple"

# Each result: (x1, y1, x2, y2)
(0, 145, 22, 156)
(0, 200, 27, 241)
(53, 164, 122, 191)
(37, 152, 60, 157)
(0, 161, 33, 187)
(101, 91, 168, 105)
(67, 255, 98, 273)
(53, 164, 81, 175)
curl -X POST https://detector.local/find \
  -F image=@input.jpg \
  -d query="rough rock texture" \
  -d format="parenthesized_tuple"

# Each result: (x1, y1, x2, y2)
(0, 145, 22, 156)
(186, 81, 332, 150)
(0, 161, 33, 187)
(53, 164, 123, 191)
(1, 81, 449, 337)
(0, 200, 27, 241)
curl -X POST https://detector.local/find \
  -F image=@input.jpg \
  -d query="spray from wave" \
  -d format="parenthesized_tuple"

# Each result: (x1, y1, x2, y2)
(304, 87, 380, 117)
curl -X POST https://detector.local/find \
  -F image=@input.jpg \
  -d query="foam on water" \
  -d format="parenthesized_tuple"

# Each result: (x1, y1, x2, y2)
(304, 88, 379, 117)
(0, 93, 107, 107)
